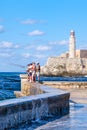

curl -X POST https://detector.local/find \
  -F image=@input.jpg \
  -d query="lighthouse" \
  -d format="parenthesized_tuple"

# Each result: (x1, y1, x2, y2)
(69, 30, 76, 58)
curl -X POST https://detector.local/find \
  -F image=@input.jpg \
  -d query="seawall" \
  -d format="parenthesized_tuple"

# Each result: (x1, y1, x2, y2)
(43, 81, 87, 89)
(0, 74, 70, 130)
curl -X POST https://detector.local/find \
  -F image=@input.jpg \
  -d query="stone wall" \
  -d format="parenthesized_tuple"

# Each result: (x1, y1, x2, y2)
(43, 81, 87, 89)
(59, 50, 87, 59)
(0, 75, 70, 130)
(15, 80, 44, 97)
(76, 50, 87, 58)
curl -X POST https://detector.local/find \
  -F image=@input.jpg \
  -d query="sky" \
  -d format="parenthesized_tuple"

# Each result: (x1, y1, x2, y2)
(0, 0, 87, 72)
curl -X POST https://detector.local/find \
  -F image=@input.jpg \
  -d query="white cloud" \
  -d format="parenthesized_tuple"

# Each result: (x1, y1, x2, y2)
(36, 45, 51, 51)
(21, 19, 37, 24)
(35, 54, 46, 59)
(22, 52, 46, 61)
(14, 45, 20, 48)
(0, 25, 4, 33)
(28, 30, 44, 36)
(22, 53, 31, 58)
(25, 45, 35, 49)
(21, 19, 46, 24)
(0, 41, 19, 49)
(0, 52, 11, 57)
(0, 41, 13, 48)
(59, 40, 69, 45)
(49, 40, 69, 45)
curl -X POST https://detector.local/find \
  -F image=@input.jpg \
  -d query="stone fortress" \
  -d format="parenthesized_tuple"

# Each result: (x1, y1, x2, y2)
(41, 30, 87, 76)
(60, 30, 87, 59)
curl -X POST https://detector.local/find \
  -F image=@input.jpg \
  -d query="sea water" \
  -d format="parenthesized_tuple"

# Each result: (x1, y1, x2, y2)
(0, 72, 87, 129)
(0, 72, 21, 100)
(0, 72, 87, 100)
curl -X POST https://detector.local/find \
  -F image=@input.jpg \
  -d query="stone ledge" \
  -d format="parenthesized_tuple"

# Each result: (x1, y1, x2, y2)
(0, 76, 70, 130)
(43, 81, 87, 89)
(0, 86, 70, 129)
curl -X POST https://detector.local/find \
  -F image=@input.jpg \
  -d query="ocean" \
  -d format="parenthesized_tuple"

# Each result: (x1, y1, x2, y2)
(0, 72, 87, 100)
(0, 72, 87, 129)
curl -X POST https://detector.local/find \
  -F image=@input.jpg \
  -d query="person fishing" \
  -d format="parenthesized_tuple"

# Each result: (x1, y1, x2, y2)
(32, 62, 36, 82)
(26, 63, 33, 82)
(36, 63, 41, 82)
(26, 62, 37, 82)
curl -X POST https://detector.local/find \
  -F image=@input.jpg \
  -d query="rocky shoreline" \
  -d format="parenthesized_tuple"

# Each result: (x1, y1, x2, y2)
(41, 57, 87, 76)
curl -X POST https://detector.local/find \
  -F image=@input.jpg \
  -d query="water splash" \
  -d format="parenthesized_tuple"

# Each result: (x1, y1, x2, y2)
(31, 98, 49, 122)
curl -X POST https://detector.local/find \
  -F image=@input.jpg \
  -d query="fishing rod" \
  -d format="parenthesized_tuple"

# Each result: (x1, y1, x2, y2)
(9, 63, 26, 68)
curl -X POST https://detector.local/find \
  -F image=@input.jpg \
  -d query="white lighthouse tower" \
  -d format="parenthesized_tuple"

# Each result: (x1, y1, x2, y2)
(69, 30, 76, 58)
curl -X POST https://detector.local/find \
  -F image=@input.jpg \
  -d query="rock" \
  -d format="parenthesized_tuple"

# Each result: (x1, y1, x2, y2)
(41, 57, 87, 76)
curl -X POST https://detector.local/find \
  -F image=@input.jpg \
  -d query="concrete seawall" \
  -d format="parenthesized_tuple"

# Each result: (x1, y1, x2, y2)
(0, 74, 70, 130)
(43, 81, 87, 89)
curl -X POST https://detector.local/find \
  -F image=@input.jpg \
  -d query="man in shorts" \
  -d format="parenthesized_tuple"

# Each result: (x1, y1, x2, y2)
(36, 63, 40, 82)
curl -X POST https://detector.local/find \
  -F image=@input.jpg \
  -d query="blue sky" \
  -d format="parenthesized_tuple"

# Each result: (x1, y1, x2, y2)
(0, 0, 87, 72)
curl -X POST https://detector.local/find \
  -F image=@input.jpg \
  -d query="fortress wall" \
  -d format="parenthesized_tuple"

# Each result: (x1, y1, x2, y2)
(41, 57, 87, 76)
(76, 50, 87, 58)
(80, 50, 87, 58)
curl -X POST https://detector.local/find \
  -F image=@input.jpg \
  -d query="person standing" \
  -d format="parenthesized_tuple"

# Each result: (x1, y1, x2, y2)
(26, 63, 33, 82)
(26, 64, 30, 81)
(36, 63, 40, 82)
(32, 62, 36, 82)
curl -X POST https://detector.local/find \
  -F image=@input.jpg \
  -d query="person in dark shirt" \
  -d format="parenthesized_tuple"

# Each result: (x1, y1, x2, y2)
(36, 63, 40, 82)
